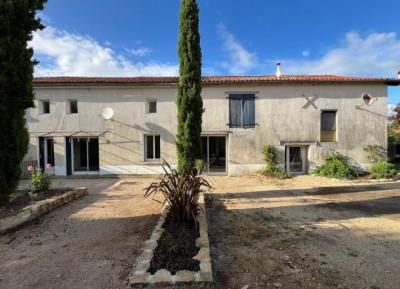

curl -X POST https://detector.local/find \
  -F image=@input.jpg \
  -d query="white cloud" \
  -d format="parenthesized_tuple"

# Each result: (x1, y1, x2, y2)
(125, 47, 151, 57)
(30, 26, 178, 77)
(217, 24, 258, 74)
(282, 32, 400, 77)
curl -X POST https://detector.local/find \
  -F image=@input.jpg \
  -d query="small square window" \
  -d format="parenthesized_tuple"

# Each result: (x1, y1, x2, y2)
(68, 100, 78, 114)
(145, 135, 160, 160)
(148, 100, 157, 113)
(42, 100, 50, 114)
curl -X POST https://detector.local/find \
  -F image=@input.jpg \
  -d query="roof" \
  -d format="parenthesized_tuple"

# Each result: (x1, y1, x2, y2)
(33, 75, 400, 86)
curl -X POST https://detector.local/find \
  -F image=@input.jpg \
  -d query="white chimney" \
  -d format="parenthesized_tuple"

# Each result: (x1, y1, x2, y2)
(276, 63, 282, 79)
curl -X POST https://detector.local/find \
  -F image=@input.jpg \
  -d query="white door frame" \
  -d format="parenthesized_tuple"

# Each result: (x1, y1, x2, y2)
(71, 137, 99, 175)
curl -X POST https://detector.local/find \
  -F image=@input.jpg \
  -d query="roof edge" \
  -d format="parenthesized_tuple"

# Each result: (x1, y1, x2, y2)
(32, 75, 400, 86)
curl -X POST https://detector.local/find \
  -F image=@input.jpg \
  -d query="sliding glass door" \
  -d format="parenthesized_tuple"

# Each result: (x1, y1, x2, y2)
(201, 136, 226, 174)
(72, 138, 99, 174)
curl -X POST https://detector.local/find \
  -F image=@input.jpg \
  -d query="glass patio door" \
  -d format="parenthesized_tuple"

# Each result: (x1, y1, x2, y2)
(201, 136, 226, 174)
(72, 137, 99, 174)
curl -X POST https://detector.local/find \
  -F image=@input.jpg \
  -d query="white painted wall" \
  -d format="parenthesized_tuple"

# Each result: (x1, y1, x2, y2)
(24, 82, 388, 176)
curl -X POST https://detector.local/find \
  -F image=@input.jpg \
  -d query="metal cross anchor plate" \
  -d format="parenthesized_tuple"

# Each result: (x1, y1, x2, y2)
(302, 94, 319, 109)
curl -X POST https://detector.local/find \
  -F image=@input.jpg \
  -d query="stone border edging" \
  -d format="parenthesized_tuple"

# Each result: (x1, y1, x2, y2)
(129, 193, 213, 288)
(0, 187, 88, 235)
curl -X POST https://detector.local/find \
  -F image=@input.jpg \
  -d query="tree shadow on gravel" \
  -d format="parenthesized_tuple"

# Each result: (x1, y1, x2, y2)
(205, 189, 400, 289)
(0, 178, 162, 289)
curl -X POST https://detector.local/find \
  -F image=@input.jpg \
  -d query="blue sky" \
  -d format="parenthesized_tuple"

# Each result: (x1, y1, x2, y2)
(31, 0, 400, 103)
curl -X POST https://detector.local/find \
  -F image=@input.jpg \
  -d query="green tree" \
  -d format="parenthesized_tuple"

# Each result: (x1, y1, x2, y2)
(176, 0, 203, 172)
(388, 104, 400, 144)
(0, 0, 46, 204)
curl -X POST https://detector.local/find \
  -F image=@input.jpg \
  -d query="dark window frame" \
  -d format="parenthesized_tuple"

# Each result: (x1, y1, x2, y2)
(145, 135, 160, 161)
(68, 100, 78, 114)
(228, 94, 256, 128)
(320, 110, 337, 142)
(42, 100, 50, 114)
(148, 101, 157, 113)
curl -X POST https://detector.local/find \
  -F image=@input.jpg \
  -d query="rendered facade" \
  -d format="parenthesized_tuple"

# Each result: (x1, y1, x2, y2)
(23, 75, 400, 176)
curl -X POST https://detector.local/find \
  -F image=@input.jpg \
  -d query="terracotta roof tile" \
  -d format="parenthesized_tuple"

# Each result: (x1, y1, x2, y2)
(33, 75, 400, 86)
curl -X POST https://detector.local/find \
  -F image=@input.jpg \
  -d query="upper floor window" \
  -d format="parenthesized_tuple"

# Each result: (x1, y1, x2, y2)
(229, 94, 256, 128)
(145, 135, 160, 160)
(41, 100, 50, 114)
(147, 99, 157, 114)
(321, 110, 337, 142)
(68, 100, 78, 114)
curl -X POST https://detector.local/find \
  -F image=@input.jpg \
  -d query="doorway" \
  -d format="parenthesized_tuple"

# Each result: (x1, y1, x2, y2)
(72, 137, 99, 174)
(201, 136, 226, 174)
(286, 146, 308, 174)
(39, 137, 55, 170)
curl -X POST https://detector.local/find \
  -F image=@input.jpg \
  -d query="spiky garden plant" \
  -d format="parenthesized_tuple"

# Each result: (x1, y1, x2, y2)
(144, 161, 211, 222)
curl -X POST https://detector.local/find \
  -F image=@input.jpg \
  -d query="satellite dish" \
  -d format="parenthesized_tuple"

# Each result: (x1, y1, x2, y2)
(362, 93, 373, 106)
(101, 107, 114, 120)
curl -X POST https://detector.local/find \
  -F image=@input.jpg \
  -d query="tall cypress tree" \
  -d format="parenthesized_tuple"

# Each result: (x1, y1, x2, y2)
(176, 0, 203, 172)
(0, 0, 46, 204)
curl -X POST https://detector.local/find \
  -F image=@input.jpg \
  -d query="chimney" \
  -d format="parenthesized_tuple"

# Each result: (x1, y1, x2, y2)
(276, 63, 282, 79)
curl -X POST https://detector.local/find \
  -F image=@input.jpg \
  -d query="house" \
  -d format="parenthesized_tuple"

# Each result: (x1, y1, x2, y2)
(23, 71, 400, 176)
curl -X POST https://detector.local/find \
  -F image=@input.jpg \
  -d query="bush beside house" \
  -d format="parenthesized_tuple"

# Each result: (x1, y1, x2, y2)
(369, 161, 397, 179)
(29, 165, 53, 193)
(261, 145, 289, 179)
(313, 154, 358, 179)
(364, 145, 398, 179)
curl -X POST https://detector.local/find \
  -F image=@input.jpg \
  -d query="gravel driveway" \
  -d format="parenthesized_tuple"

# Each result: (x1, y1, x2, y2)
(0, 177, 162, 289)
(2, 175, 400, 289)
(207, 175, 400, 289)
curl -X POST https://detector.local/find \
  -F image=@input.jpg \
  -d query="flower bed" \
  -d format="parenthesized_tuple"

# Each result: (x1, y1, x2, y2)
(128, 193, 213, 289)
(0, 188, 72, 218)
(0, 187, 87, 234)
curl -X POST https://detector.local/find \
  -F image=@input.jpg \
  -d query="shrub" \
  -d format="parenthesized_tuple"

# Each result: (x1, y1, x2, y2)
(369, 161, 397, 179)
(262, 165, 290, 179)
(144, 160, 212, 222)
(262, 145, 278, 164)
(314, 154, 358, 179)
(29, 166, 52, 193)
(364, 145, 387, 163)
(261, 145, 289, 179)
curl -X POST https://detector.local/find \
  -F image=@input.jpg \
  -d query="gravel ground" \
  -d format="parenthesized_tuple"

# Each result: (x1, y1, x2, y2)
(2, 175, 400, 289)
(0, 177, 162, 289)
(207, 175, 400, 289)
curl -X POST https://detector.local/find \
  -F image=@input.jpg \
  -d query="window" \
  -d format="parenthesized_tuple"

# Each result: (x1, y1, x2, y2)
(41, 100, 50, 114)
(229, 94, 256, 128)
(145, 135, 160, 160)
(321, 110, 337, 142)
(147, 100, 157, 114)
(68, 100, 78, 114)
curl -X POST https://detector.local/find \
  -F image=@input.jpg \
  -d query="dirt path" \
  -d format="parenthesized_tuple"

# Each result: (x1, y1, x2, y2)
(0, 177, 162, 289)
(207, 175, 400, 289)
